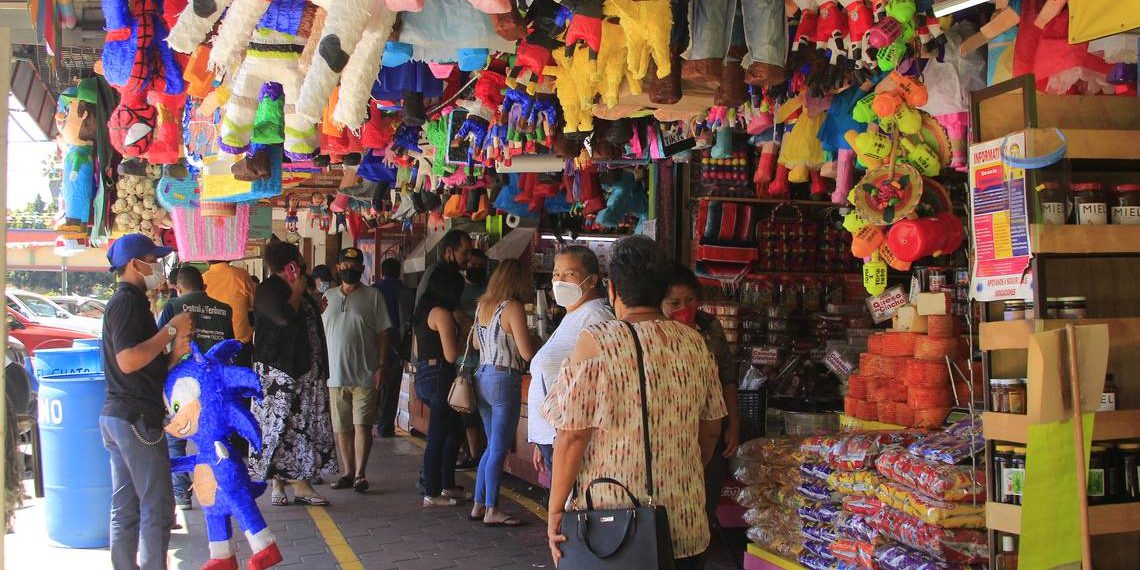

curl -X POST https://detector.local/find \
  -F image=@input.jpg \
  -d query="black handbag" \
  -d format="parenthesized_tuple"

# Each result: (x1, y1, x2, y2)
(558, 322, 676, 570)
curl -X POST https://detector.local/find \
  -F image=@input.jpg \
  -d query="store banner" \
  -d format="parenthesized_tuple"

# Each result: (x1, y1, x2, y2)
(967, 134, 1034, 302)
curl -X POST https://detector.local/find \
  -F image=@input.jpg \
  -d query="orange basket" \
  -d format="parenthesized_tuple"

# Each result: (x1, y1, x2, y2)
(914, 336, 958, 361)
(907, 386, 954, 409)
(877, 401, 898, 424)
(903, 359, 950, 388)
(912, 407, 952, 429)
(926, 315, 956, 338)
(878, 332, 919, 357)
(895, 405, 915, 427)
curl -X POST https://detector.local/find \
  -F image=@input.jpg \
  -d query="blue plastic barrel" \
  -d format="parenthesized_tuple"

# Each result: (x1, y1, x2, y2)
(32, 346, 103, 379)
(37, 373, 111, 548)
(72, 338, 102, 348)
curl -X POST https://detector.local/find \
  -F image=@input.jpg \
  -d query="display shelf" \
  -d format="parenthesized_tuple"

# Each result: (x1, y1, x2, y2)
(746, 543, 806, 570)
(978, 318, 1140, 351)
(1030, 224, 1140, 255)
(986, 501, 1140, 536)
(694, 196, 841, 207)
(982, 409, 1140, 443)
(975, 89, 1140, 143)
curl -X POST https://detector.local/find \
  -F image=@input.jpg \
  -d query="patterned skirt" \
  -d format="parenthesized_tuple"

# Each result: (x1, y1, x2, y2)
(248, 363, 338, 481)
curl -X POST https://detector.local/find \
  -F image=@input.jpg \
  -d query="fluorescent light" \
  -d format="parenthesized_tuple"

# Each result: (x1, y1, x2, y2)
(540, 234, 621, 243)
(933, 0, 990, 17)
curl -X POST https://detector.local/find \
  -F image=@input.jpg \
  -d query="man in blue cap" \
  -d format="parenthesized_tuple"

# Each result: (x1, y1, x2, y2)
(100, 233, 193, 570)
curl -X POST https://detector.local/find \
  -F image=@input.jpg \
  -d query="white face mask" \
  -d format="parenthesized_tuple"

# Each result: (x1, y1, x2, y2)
(141, 261, 162, 291)
(552, 276, 593, 308)
(318, 282, 331, 293)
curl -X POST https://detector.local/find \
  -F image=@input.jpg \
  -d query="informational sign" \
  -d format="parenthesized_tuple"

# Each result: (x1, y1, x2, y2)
(968, 134, 1034, 302)
(866, 285, 908, 324)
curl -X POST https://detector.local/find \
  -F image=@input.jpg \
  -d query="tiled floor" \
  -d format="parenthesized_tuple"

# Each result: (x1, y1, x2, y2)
(5, 435, 743, 569)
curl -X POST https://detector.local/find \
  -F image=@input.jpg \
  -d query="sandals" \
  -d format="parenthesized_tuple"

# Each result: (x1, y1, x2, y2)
(293, 494, 330, 506)
(422, 496, 459, 508)
(270, 493, 290, 507)
(329, 476, 354, 490)
(353, 477, 370, 493)
(441, 487, 472, 501)
(483, 515, 525, 527)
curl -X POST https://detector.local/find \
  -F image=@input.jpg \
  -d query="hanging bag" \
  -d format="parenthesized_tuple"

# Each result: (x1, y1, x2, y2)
(447, 324, 477, 414)
(558, 322, 675, 570)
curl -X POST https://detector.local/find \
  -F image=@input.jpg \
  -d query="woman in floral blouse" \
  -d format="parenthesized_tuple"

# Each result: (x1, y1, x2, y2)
(542, 236, 727, 569)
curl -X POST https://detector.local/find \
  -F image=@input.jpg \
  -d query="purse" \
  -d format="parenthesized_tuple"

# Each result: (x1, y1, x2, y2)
(446, 325, 477, 414)
(558, 322, 675, 570)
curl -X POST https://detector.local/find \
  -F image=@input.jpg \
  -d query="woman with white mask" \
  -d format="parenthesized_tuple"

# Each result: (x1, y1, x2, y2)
(528, 246, 613, 477)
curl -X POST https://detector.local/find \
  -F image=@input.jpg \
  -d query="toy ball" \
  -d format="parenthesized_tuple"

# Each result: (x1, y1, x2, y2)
(109, 102, 157, 157)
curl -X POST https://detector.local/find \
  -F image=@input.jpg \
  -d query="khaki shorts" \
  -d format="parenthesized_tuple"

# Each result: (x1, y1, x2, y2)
(329, 386, 379, 432)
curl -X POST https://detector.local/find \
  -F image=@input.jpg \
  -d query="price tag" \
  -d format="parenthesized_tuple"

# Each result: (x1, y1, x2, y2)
(751, 346, 780, 366)
(866, 285, 908, 324)
(824, 350, 855, 379)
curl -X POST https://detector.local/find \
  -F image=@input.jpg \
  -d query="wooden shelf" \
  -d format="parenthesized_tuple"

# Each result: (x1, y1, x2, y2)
(695, 196, 842, 207)
(983, 410, 1140, 443)
(987, 501, 1140, 536)
(1030, 224, 1140, 255)
(979, 318, 1140, 351)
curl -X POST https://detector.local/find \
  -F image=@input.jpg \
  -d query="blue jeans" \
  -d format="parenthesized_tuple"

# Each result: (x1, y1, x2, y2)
(473, 366, 522, 508)
(167, 434, 190, 503)
(538, 443, 554, 478)
(100, 415, 174, 570)
(684, 0, 786, 68)
(416, 361, 463, 497)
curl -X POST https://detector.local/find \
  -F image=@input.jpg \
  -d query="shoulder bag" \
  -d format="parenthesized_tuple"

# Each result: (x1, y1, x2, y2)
(447, 323, 477, 414)
(557, 321, 675, 570)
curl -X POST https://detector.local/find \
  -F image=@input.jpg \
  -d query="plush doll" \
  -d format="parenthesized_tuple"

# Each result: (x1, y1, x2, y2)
(309, 192, 332, 232)
(164, 340, 283, 570)
(295, 0, 398, 128)
(101, 0, 187, 165)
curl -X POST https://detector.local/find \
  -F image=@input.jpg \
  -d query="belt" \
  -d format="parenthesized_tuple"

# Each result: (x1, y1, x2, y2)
(482, 364, 525, 374)
(419, 358, 442, 368)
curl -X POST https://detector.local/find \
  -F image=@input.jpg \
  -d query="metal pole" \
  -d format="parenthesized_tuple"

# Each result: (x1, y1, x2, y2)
(1, 25, 12, 570)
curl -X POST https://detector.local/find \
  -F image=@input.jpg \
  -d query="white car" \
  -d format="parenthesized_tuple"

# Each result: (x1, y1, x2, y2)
(5, 289, 102, 337)
(50, 295, 107, 319)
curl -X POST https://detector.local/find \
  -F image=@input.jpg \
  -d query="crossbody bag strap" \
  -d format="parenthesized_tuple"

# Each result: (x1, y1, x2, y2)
(621, 321, 654, 501)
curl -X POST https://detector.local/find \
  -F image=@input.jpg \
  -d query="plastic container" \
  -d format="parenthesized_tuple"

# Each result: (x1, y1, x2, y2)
(72, 338, 102, 348)
(1110, 184, 1140, 225)
(32, 345, 104, 379)
(37, 373, 112, 548)
(784, 412, 840, 435)
(1073, 183, 1108, 225)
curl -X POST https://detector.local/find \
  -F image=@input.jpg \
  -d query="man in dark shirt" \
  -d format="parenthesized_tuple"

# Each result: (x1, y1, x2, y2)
(413, 229, 473, 309)
(156, 265, 234, 509)
(100, 233, 192, 570)
(373, 258, 404, 438)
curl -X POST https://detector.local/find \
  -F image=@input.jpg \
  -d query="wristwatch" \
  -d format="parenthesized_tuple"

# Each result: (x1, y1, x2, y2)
(166, 325, 178, 339)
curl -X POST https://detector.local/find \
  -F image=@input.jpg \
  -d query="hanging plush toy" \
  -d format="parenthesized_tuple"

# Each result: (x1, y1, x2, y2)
(309, 192, 331, 232)
(101, 0, 187, 165)
(56, 77, 117, 241)
(164, 340, 283, 570)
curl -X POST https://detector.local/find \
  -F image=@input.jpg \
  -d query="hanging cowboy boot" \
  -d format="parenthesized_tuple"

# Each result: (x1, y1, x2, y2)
(715, 49, 748, 108)
(231, 148, 271, 182)
(643, 50, 683, 105)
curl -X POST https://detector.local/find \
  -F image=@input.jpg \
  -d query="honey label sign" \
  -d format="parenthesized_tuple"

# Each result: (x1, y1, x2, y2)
(866, 285, 908, 323)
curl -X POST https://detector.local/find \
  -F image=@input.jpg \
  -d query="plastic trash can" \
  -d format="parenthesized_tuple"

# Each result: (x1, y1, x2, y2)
(32, 346, 103, 379)
(37, 373, 111, 548)
(72, 338, 102, 348)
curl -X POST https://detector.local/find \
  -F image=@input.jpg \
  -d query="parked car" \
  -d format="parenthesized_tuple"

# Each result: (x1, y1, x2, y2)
(6, 308, 98, 354)
(50, 295, 107, 319)
(6, 289, 102, 336)
(6, 335, 36, 416)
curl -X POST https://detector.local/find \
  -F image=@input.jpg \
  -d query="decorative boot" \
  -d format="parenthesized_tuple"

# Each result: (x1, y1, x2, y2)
(643, 51, 682, 105)
(231, 149, 271, 182)
(247, 542, 283, 570)
(203, 556, 239, 570)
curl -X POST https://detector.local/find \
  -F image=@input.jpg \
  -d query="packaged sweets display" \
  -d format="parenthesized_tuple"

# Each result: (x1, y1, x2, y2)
(908, 417, 985, 464)
(872, 507, 989, 563)
(875, 482, 986, 528)
(831, 538, 877, 569)
(826, 432, 920, 471)
(800, 435, 843, 459)
(798, 480, 845, 503)
(738, 436, 809, 466)
(829, 470, 887, 496)
(802, 521, 841, 544)
(798, 501, 844, 524)
(802, 537, 836, 560)
(799, 552, 839, 570)
(875, 449, 985, 502)
(746, 527, 803, 560)
(873, 543, 979, 570)
(835, 512, 882, 543)
(800, 461, 836, 481)
(844, 494, 885, 516)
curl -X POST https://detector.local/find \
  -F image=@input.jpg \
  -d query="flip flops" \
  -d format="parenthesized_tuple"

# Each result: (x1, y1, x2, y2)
(483, 515, 525, 527)
(270, 493, 290, 507)
(353, 477, 370, 493)
(293, 494, 330, 506)
(329, 476, 354, 490)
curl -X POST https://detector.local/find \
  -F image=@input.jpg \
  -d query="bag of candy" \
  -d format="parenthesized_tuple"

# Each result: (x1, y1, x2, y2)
(831, 538, 876, 569)
(802, 521, 840, 544)
(800, 461, 836, 481)
(798, 479, 845, 503)
(829, 469, 886, 496)
(835, 512, 882, 543)
(872, 507, 989, 563)
(843, 494, 885, 517)
(876, 482, 986, 528)
(798, 501, 844, 524)
(907, 417, 984, 464)
(875, 449, 986, 502)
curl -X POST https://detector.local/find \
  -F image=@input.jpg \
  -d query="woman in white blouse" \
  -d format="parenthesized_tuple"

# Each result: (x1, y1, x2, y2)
(528, 246, 613, 476)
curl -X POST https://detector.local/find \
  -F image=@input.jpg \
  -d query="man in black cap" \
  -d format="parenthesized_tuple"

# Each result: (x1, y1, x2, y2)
(322, 247, 393, 493)
(100, 233, 193, 570)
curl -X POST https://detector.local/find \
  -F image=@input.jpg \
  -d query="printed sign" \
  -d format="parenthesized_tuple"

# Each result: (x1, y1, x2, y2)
(866, 285, 908, 324)
(968, 134, 1034, 302)
(824, 350, 855, 379)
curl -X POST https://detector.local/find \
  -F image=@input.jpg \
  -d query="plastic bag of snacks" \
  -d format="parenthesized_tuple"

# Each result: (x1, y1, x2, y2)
(738, 437, 808, 465)
(835, 512, 882, 543)
(872, 507, 989, 564)
(908, 417, 985, 464)
(799, 552, 838, 570)
(828, 432, 919, 471)
(875, 482, 986, 528)
(802, 522, 841, 544)
(747, 527, 804, 559)
(873, 543, 970, 570)
(801, 435, 842, 458)
(803, 537, 835, 560)
(799, 462, 836, 481)
(831, 538, 876, 569)
(828, 470, 886, 496)
(844, 494, 885, 516)
(734, 462, 801, 486)
(797, 480, 845, 503)
(875, 449, 986, 502)
(798, 501, 844, 524)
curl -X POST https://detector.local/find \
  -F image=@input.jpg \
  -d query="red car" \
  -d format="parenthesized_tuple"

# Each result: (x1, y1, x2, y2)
(6, 307, 97, 353)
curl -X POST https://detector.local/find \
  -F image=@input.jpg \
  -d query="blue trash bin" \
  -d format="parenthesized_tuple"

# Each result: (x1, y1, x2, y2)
(37, 373, 112, 548)
(32, 346, 103, 379)
(72, 338, 102, 349)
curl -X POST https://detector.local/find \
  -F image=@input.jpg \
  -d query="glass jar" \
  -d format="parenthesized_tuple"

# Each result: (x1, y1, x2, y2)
(780, 278, 800, 310)
(1024, 301, 1036, 319)
(1058, 296, 1088, 319)
(1008, 379, 1027, 415)
(1120, 443, 1139, 501)
(1089, 445, 1108, 504)
(1111, 184, 1140, 225)
(994, 445, 1013, 504)
(1073, 183, 1108, 225)
(1004, 300, 1026, 321)
(1008, 447, 1026, 505)
(1105, 444, 1124, 503)
(1099, 374, 1118, 412)
(1045, 297, 1062, 319)
(1038, 181, 1071, 225)
(991, 379, 1011, 413)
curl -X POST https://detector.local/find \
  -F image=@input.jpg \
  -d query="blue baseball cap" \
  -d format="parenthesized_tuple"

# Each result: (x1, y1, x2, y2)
(107, 233, 173, 271)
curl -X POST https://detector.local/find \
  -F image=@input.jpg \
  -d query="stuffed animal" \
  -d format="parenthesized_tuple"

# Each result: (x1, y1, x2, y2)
(101, 0, 187, 165)
(164, 340, 283, 570)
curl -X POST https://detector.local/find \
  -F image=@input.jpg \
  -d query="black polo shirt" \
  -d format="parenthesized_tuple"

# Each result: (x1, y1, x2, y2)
(102, 281, 168, 428)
